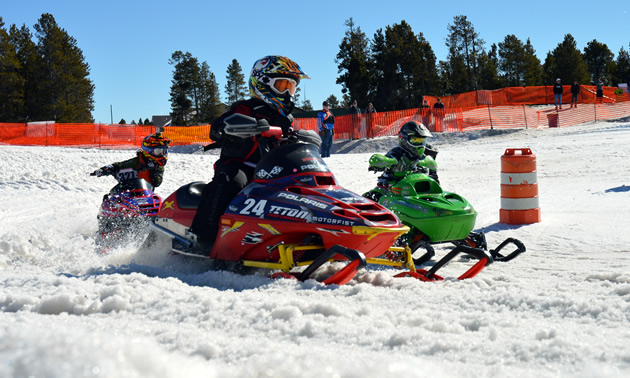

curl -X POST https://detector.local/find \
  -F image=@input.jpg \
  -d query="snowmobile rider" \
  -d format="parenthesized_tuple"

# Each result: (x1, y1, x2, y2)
(188, 55, 309, 256)
(91, 132, 171, 189)
(364, 121, 438, 202)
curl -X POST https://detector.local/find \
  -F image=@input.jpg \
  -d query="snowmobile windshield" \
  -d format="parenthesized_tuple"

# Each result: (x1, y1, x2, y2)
(112, 178, 154, 194)
(254, 143, 331, 181)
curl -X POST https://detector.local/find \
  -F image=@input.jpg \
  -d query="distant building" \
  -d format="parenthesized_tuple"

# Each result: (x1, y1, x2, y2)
(151, 115, 172, 128)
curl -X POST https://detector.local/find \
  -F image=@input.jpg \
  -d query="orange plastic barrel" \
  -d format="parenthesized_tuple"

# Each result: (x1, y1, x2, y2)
(500, 148, 541, 224)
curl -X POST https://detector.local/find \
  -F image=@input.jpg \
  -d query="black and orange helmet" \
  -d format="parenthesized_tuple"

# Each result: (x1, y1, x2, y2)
(140, 133, 171, 166)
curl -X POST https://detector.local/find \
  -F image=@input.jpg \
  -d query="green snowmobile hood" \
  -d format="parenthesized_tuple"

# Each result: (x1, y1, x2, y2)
(380, 173, 477, 242)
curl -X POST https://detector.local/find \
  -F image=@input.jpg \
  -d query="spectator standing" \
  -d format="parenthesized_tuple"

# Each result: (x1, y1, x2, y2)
(596, 77, 604, 103)
(365, 103, 377, 139)
(349, 100, 361, 140)
(553, 78, 563, 110)
(432, 97, 445, 131)
(318, 101, 335, 157)
(420, 98, 431, 127)
(570, 79, 580, 108)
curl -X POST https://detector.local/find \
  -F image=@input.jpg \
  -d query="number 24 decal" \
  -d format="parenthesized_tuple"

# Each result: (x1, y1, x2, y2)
(239, 199, 267, 217)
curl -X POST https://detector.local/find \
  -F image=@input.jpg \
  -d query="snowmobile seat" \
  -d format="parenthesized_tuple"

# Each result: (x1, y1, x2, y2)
(176, 181, 206, 209)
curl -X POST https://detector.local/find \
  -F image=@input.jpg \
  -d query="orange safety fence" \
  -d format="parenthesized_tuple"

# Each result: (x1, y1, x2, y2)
(0, 122, 215, 149)
(2, 86, 630, 148)
(292, 107, 463, 140)
(441, 85, 624, 109)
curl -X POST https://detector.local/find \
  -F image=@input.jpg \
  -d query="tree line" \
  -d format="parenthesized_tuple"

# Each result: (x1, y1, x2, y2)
(0, 14, 94, 123)
(335, 16, 630, 112)
(2, 14, 630, 123)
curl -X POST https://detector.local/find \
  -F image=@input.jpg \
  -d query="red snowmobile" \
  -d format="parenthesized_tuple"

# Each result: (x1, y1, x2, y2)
(150, 114, 410, 285)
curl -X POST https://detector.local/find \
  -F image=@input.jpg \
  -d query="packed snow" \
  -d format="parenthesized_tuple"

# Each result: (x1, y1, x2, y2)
(1, 119, 630, 378)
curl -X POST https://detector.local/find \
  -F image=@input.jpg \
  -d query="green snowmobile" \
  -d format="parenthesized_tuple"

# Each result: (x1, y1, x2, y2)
(364, 153, 525, 281)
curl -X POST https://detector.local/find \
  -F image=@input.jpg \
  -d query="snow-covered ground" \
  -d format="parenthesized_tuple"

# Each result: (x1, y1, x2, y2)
(1, 120, 630, 377)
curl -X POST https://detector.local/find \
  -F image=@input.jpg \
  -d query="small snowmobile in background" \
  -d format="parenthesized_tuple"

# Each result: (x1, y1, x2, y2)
(365, 153, 526, 281)
(91, 170, 162, 251)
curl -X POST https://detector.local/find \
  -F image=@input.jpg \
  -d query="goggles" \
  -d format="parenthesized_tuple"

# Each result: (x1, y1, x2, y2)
(270, 78, 297, 96)
(143, 145, 168, 157)
(408, 136, 426, 146)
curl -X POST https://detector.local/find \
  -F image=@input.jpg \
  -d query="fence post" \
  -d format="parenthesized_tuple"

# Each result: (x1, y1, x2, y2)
(522, 105, 528, 129)
(488, 105, 493, 129)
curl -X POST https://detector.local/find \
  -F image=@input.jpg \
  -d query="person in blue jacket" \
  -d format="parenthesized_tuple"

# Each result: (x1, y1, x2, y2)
(318, 101, 334, 157)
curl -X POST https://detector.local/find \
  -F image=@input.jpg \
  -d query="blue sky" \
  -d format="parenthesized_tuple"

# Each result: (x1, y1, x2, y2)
(3, 0, 629, 124)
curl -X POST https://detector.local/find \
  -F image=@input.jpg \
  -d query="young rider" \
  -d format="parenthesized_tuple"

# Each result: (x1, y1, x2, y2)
(364, 121, 438, 202)
(91, 132, 170, 190)
(188, 55, 309, 256)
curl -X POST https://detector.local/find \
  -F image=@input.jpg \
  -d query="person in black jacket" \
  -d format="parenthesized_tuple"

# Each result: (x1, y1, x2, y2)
(553, 78, 563, 110)
(432, 97, 445, 131)
(570, 79, 580, 108)
(188, 56, 309, 256)
(596, 77, 604, 103)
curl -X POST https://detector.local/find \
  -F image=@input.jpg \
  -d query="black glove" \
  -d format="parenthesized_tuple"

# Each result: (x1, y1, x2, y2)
(91, 165, 114, 177)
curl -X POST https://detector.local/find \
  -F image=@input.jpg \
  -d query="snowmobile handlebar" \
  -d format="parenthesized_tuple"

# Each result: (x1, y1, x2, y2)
(368, 154, 396, 172)
(223, 114, 275, 139)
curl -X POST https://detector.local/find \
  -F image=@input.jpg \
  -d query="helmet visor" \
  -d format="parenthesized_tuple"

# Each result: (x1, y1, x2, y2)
(271, 78, 297, 96)
(143, 145, 168, 157)
(408, 136, 426, 147)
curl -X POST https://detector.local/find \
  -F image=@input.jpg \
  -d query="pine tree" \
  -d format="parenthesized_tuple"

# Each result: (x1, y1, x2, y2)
(542, 34, 589, 85)
(9, 24, 38, 121)
(439, 55, 468, 95)
(583, 39, 615, 84)
(169, 52, 222, 125)
(498, 35, 526, 87)
(0, 17, 25, 122)
(301, 99, 313, 111)
(169, 51, 200, 125)
(444, 15, 485, 93)
(325, 94, 340, 108)
(522, 39, 543, 86)
(381, 21, 438, 109)
(198, 61, 221, 123)
(367, 28, 387, 110)
(293, 87, 302, 107)
(335, 18, 370, 108)
(612, 46, 630, 86)
(477, 48, 501, 90)
(224, 59, 247, 104)
(32, 13, 94, 122)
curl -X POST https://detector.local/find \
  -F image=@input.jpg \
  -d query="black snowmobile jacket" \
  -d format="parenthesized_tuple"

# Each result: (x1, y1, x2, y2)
(209, 98, 294, 166)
